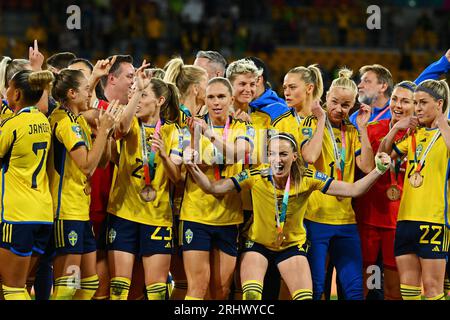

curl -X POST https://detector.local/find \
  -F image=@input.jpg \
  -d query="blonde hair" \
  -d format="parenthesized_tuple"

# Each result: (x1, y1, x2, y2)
(416, 79, 450, 114)
(287, 64, 324, 101)
(329, 68, 358, 98)
(207, 77, 234, 96)
(163, 57, 206, 99)
(225, 58, 262, 83)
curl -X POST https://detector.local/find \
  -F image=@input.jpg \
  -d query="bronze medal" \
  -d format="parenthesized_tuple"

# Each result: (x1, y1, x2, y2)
(336, 196, 344, 201)
(274, 231, 285, 247)
(409, 172, 423, 188)
(140, 185, 156, 202)
(386, 185, 401, 201)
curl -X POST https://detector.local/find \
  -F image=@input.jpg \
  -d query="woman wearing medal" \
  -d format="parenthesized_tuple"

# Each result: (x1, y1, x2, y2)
(184, 132, 391, 300)
(379, 79, 450, 300)
(106, 68, 183, 300)
(180, 77, 253, 300)
(48, 68, 120, 300)
(299, 68, 374, 300)
(163, 57, 208, 299)
(354, 81, 417, 300)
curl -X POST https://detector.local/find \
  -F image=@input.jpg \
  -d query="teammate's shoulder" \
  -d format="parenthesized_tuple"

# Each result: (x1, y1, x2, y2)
(49, 107, 76, 123)
(272, 109, 295, 126)
(302, 115, 317, 127)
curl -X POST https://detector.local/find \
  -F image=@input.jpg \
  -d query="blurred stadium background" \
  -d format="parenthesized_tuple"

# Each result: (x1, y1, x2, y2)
(1, 0, 450, 94)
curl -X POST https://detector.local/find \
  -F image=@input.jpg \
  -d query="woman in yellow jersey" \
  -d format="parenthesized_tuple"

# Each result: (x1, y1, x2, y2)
(185, 132, 391, 300)
(180, 77, 253, 300)
(163, 57, 208, 299)
(300, 69, 374, 300)
(0, 70, 53, 300)
(106, 71, 183, 300)
(283, 64, 324, 122)
(48, 69, 120, 300)
(380, 79, 450, 300)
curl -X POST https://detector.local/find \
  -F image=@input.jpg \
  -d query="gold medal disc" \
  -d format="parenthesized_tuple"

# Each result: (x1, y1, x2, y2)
(386, 185, 401, 201)
(140, 185, 156, 202)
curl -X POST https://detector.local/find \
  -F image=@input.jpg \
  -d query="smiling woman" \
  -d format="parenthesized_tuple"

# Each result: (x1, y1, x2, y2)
(184, 132, 390, 300)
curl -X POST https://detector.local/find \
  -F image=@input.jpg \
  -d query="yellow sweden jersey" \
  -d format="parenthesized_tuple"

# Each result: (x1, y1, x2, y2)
(0, 100, 13, 122)
(0, 107, 52, 223)
(232, 166, 332, 251)
(394, 127, 450, 224)
(301, 116, 361, 224)
(180, 115, 254, 226)
(270, 110, 302, 147)
(48, 107, 92, 221)
(108, 117, 182, 226)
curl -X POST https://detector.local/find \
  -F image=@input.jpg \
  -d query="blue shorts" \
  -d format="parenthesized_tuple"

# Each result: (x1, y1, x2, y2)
(0, 222, 52, 257)
(180, 220, 238, 257)
(53, 219, 97, 255)
(106, 214, 173, 256)
(395, 220, 449, 259)
(242, 240, 309, 265)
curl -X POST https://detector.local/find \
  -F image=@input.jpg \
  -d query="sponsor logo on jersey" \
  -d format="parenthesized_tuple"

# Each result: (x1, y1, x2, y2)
(71, 125, 83, 139)
(315, 171, 329, 182)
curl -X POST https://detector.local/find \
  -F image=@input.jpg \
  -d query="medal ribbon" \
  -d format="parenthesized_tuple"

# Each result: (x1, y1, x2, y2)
(209, 115, 230, 180)
(140, 119, 161, 187)
(411, 130, 440, 174)
(326, 118, 346, 180)
(179, 104, 192, 117)
(371, 105, 390, 123)
(272, 172, 291, 234)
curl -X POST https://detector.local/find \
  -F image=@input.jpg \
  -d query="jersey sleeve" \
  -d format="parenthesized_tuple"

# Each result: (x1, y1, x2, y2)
(166, 124, 183, 158)
(353, 129, 362, 157)
(235, 122, 255, 151)
(299, 116, 316, 149)
(392, 135, 409, 157)
(0, 119, 16, 158)
(230, 168, 259, 192)
(304, 168, 334, 193)
(55, 117, 87, 151)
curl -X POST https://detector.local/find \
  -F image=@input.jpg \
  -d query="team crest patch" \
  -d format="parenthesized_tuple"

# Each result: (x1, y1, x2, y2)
(245, 240, 254, 249)
(246, 126, 255, 138)
(108, 228, 117, 244)
(185, 229, 193, 244)
(68, 230, 78, 247)
(416, 144, 423, 158)
(302, 128, 312, 138)
(236, 171, 249, 183)
(314, 171, 329, 182)
(71, 125, 83, 139)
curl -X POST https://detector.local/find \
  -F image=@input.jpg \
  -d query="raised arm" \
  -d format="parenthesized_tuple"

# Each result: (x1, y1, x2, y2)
(184, 148, 237, 195)
(378, 116, 418, 158)
(355, 104, 375, 173)
(151, 131, 182, 183)
(414, 49, 450, 84)
(325, 152, 390, 198)
(70, 102, 121, 176)
(301, 101, 326, 164)
(117, 60, 151, 136)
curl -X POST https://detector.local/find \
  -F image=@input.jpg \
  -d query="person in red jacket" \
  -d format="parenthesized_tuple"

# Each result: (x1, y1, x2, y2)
(354, 80, 417, 299)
